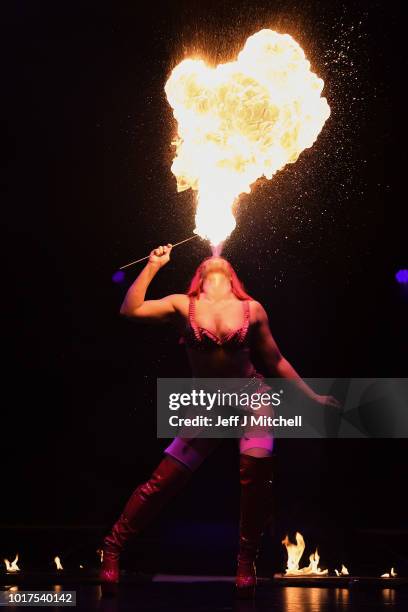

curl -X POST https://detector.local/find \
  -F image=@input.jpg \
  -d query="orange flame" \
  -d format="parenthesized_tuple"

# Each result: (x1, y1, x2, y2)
(54, 556, 63, 571)
(282, 532, 305, 573)
(165, 29, 330, 247)
(4, 554, 20, 572)
(282, 532, 328, 575)
(381, 567, 397, 578)
(334, 564, 349, 576)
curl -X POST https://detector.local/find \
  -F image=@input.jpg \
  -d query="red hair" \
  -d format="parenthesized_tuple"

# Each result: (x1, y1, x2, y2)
(186, 257, 254, 300)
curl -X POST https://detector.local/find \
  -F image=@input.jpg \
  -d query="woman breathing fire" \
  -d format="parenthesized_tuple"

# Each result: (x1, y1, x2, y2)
(100, 244, 340, 598)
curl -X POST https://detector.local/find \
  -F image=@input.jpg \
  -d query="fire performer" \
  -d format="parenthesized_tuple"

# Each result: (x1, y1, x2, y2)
(100, 244, 339, 598)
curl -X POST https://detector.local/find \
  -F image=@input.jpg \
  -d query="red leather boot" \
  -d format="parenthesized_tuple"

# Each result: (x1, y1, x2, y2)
(235, 454, 274, 599)
(100, 455, 192, 595)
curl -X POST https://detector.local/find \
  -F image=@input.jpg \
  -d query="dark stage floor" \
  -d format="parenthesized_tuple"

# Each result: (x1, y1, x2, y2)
(1, 577, 407, 611)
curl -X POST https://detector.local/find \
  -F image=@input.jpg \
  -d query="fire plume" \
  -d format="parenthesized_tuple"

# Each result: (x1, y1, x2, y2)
(165, 29, 330, 247)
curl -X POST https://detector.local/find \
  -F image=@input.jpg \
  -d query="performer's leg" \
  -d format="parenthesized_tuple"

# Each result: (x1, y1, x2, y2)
(235, 434, 274, 599)
(100, 436, 220, 594)
(240, 434, 274, 457)
(164, 436, 221, 470)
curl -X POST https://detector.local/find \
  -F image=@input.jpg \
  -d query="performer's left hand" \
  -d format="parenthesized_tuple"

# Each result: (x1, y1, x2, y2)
(315, 394, 342, 409)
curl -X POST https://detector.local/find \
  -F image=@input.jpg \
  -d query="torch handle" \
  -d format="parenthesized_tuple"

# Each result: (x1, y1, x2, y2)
(119, 234, 200, 270)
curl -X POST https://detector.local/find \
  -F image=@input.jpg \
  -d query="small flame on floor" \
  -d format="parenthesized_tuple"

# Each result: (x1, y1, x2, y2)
(282, 532, 328, 575)
(335, 564, 349, 576)
(4, 554, 20, 572)
(381, 567, 397, 578)
(54, 556, 63, 571)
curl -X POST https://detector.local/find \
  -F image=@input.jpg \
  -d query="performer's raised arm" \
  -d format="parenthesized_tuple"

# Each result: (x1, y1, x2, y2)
(251, 301, 340, 408)
(119, 244, 185, 322)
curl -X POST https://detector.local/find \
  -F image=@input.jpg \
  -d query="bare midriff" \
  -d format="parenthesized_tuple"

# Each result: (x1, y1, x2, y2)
(185, 345, 259, 378)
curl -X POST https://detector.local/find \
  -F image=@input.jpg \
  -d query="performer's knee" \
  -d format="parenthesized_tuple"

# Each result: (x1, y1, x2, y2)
(164, 453, 194, 472)
(164, 437, 219, 472)
(241, 447, 272, 457)
(239, 435, 274, 457)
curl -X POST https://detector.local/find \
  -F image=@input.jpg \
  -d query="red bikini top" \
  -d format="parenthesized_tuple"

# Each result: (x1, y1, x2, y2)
(180, 296, 251, 349)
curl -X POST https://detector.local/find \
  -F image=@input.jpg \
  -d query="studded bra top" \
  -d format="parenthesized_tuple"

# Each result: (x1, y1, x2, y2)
(179, 296, 251, 350)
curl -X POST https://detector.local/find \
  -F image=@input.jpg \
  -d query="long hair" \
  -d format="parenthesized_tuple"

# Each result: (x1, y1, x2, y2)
(186, 256, 254, 300)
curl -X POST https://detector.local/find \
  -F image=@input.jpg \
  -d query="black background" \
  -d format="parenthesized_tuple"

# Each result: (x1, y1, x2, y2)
(4, 0, 407, 575)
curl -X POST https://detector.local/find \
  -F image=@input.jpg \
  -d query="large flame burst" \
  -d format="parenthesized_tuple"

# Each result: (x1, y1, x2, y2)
(165, 29, 330, 247)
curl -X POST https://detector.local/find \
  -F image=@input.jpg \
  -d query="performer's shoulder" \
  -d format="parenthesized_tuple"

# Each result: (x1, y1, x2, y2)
(248, 300, 268, 321)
